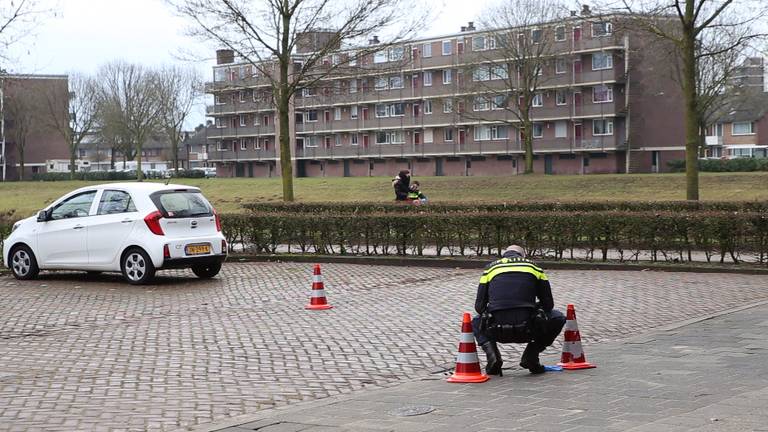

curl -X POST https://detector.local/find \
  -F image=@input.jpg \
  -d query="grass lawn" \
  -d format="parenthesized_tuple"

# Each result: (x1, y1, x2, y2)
(0, 172, 766, 218)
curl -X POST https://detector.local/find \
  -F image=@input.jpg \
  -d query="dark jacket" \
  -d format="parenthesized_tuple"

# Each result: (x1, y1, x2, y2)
(474, 252, 554, 316)
(392, 175, 410, 201)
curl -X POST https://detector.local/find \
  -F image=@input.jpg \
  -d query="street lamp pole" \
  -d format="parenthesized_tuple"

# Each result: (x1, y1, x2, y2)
(1, 73, 6, 182)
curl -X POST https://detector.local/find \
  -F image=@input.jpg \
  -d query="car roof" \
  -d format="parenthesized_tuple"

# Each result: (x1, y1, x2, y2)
(71, 182, 201, 194)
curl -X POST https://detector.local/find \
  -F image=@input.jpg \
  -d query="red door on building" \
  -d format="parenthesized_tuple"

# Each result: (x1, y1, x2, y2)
(573, 27, 581, 41)
(414, 132, 421, 145)
(363, 134, 369, 147)
(574, 122, 583, 147)
(573, 60, 582, 75)
(362, 107, 369, 120)
(324, 110, 331, 122)
(458, 129, 466, 145)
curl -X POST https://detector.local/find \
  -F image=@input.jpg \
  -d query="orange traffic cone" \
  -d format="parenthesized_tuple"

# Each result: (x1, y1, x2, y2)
(305, 264, 333, 310)
(447, 312, 490, 383)
(557, 304, 596, 370)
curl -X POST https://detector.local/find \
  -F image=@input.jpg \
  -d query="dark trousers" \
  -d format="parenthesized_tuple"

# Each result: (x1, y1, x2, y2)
(472, 308, 566, 353)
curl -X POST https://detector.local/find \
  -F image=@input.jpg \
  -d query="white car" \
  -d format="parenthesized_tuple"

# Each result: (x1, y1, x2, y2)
(3, 183, 227, 285)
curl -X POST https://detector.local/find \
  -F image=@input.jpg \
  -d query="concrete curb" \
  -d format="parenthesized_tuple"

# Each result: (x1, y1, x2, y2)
(228, 254, 768, 275)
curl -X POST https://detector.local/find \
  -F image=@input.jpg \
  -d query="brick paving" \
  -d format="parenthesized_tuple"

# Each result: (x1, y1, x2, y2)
(0, 263, 767, 431)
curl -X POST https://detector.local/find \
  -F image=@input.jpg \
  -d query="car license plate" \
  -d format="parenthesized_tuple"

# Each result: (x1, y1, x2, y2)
(185, 244, 211, 255)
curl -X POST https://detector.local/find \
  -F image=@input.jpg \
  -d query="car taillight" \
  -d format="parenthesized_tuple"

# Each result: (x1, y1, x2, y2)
(163, 244, 170, 259)
(222, 239, 227, 254)
(144, 211, 165, 235)
(214, 209, 222, 232)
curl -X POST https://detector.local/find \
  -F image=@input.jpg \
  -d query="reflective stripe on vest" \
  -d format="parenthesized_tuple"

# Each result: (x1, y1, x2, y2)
(407, 192, 419, 199)
(478, 258, 547, 284)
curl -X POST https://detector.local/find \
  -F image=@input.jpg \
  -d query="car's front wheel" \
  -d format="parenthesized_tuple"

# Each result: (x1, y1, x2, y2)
(191, 262, 222, 279)
(121, 248, 155, 285)
(9, 245, 40, 280)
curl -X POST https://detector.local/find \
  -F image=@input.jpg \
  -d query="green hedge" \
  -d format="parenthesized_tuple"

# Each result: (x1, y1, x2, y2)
(668, 158, 768, 173)
(244, 201, 768, 214)
(30, 171, 138, 181)
(221, 211, 768, 264)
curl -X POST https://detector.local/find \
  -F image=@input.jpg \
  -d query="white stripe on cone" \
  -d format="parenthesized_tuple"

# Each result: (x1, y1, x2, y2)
(456, 352, 480, 364)
(312, 275, 323, 283)
(563, 341, 584, 358)
(460, 332, 475, 343)
(310, 290, 327, 298)
(564, 320, 578, 331)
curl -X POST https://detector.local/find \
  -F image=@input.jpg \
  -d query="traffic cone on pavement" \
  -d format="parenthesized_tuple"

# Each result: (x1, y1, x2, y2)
(557, 304, 596, 370)
(305, 264, 333, 310)
(447, 312, 490, 383)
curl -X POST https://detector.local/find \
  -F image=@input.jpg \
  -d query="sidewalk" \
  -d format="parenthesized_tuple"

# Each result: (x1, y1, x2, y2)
(200, 302, 768, 432)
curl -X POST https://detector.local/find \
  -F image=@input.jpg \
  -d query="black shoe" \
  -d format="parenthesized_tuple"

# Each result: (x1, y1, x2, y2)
(481, 342, 503, 376)
(520, 344, 545, 374)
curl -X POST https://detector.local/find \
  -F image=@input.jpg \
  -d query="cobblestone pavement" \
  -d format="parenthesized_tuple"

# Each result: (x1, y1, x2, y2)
(1, 263, 767, 431)
(217, 303, 768, 432)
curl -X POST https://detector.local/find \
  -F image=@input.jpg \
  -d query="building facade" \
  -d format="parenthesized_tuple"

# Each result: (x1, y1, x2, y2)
(205, 11, 685, 177)
(1, 74, 70, 180)
(704, 91, 768, 159)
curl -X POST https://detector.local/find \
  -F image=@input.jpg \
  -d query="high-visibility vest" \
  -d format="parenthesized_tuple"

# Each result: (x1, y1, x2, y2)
(478, 257, 548, 285)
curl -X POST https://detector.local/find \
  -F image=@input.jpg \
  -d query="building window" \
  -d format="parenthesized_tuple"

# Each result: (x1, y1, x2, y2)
(351, 133, 359, 146)
(424, 128, 434, 143)
(375, 103, 405, 118)
(531, 29, 542, 43)
(376, 130, 405, 144)
(422, 42, 432, 58)
(424, 100, 433, 114)
(238, 91, 245, 102)
(351, 105, 358, 119)
(555, 120, 567, 138)
(443, 69, 452, 84)
(335, 134, 342, 146)
(375, 76, 388, 90)
(593, 119, 614, 135)
(240, 139, 247, 151)
(214, 94, 224, 105)
(473, 35, 493, 51)
(490, 65, 508, 80)
(492, 94, 506, 110)
(592, 52, 613, 70)
(444, 128, 454, 142)
(215, 117, 225, 128)
(592, 21, 613, 37)
(472, 67, 491, 82)
(556, 90, 567, 105)
(302, 87, 315, 97)
(374, 50, 388, 63)
(334, 107, 341, 120)
(239, 114, 247, 127)
(348, 52, 357, 66)
(443, 99, 453, 113)
(388, 47, 404, 62)
(593, 85, 613, 103)
(556, 58, 567, 74)
(349, 79, 358, 93)
(305, 110, 318, 122)
(473, 96, 490, 111)
(732, 122, 755, 135)
(217, 141, 229, 151)
(532, 93, 543, 107)
(532, 123, 544, 138)
(442, 40, 452, 56)
(474, 125, 509, 141)
(389, 75, 404, 89)
(254, 138, 261, 149)
(555, 26, 566, 41)
(423, 71, 432, 86)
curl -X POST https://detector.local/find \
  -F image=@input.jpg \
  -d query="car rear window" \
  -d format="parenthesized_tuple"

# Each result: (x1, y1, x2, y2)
(151, 191, 212, 218)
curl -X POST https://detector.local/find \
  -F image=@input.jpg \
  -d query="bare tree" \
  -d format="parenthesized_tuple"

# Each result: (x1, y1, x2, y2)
(0, 0, 52, 62)
(4, 82, 39, 180)
(156, 65, 202, 174)
(45, 73, 99, 179)
(472, 0, 567, 174)
(166, 0, 424, 201)
(613, 0, 768, 200)
(95, 62, 162, 180)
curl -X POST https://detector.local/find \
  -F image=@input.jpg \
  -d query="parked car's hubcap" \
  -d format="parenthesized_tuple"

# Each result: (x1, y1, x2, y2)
(125, 253, 146, 281)
(12, 250, 31, 276)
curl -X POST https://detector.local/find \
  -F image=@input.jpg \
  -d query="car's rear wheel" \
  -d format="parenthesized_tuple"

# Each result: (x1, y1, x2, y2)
(121, 248, 155, 285)
(10, 245, 39, 280)
(191, 262, 222, 279)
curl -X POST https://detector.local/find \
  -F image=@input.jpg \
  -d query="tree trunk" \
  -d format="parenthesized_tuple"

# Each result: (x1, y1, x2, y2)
(521, 115, 534, 174)
(681, 31, 699, 201)
(278, 3, 294, 202)
(136, 141, 144, 181)
(70, 142, 77, 180)
(18, 147, 24, 181)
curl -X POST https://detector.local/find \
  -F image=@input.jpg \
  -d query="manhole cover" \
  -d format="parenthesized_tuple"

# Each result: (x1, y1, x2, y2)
(387, 405, 435, 417)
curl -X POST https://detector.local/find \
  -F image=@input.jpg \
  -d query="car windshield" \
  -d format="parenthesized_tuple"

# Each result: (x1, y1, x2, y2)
(151, 191, 212, 218)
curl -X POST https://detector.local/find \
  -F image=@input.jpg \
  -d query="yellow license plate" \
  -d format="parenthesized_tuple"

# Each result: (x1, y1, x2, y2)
(185, 244, 211, 255)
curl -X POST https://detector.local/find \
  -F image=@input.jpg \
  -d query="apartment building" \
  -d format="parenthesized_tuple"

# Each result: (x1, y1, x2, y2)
(77, 133, 187, 172)
(730, 57, 767, 92)
(205, 8, 685, 177)
(705, 91, 768, 159)
(1, 74, 70, 180)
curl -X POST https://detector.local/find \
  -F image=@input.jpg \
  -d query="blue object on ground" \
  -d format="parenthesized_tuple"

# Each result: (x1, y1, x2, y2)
(544, 365, 563, 372)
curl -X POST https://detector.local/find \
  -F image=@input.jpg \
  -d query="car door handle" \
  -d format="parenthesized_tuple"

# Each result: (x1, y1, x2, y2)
(121, 219, 134, 224)
(73, 225, 85, 230)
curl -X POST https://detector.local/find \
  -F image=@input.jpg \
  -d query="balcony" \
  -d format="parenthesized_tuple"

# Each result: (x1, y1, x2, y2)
(207, 148, 278, 161)
(206, 125, 276, 139)
(572, 34, 623, 52)
(705, 136, 724, 146)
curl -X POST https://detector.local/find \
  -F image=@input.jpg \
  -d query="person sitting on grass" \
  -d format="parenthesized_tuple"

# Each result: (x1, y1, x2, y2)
(407, 181, 428, 205)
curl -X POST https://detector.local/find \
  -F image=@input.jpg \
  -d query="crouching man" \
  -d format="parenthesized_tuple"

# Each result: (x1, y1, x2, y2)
(471, 245, 566, 375)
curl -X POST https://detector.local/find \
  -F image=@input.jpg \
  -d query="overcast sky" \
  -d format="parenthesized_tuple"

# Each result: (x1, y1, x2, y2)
(7, 0, 501, 128)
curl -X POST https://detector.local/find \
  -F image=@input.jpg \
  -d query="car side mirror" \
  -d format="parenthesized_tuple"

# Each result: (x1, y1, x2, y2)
(37, 210, 50, 222)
